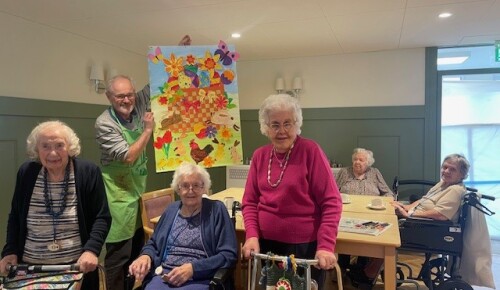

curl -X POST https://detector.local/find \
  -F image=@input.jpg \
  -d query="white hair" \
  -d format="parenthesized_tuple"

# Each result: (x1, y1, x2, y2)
(258, 94, 303, 137)
(352, 148, 375, 167)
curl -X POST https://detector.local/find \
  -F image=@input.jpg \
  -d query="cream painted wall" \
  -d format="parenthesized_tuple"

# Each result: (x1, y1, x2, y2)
(1, 12, 425, 109)
(237, 48, 425, 109)
(0, 13, 148, 105)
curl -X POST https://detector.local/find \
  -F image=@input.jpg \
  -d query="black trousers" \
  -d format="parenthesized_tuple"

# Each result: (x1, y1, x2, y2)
(105, 228, 144, 290)
(338, 254, 369, 269)
(259, 238, 326, 290)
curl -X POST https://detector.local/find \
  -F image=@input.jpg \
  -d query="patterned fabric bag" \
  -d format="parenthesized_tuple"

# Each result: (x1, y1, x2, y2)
(263, 254, 311, 290)
(1, 271, 83, 290)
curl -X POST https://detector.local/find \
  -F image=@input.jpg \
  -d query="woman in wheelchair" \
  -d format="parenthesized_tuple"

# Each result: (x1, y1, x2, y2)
(391, 153, 470, 223)
(128, 163, 237, 289)
(349, 154, 470, 288)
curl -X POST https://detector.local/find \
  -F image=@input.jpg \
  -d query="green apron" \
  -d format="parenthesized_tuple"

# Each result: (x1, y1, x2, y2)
(102, 108, 148, 243)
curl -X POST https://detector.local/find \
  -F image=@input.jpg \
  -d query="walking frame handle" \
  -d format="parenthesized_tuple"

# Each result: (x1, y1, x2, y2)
(6, 263, 80, 277)
(0, 263, 81, 286)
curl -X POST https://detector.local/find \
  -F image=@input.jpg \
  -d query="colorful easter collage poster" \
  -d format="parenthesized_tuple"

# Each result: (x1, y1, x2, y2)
(147, 41, 243, 172)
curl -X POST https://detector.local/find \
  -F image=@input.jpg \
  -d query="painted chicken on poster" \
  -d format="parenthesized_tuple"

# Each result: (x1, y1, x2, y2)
(147, 41, 243, 172)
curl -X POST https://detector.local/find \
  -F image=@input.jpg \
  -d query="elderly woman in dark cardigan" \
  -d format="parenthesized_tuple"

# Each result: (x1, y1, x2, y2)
(0, 120, 111, 290)
(128, 162, 237, 290)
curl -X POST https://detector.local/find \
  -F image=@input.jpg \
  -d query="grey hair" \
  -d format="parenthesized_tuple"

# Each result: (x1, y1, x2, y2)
(352, 148, 375, 167)
(26, 120, 81, 161)
(105, 75, 136, 97)
(443, 153, 470, 180)
(258, 94, 303, 137)
(171, 162, 212, 194)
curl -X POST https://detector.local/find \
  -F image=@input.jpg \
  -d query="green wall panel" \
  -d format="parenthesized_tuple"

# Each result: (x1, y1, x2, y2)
(0, 96, 433, 247)
(240, 106, 427, 191)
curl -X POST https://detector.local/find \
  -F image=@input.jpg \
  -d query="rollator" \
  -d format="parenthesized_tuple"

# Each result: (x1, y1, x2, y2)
(248, 252, 343, 290)
(0, 263, 107, 290)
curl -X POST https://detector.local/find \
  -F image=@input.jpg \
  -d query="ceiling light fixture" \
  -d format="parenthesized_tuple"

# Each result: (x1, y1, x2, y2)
(231, 33, 241, 38)
(439, 12, 452, 18)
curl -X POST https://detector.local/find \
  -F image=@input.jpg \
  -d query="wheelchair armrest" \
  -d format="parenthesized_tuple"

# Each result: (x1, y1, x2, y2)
(209, 268, 233, 290)
(125, 274, 137, 290)
(401, 217, 453, 226)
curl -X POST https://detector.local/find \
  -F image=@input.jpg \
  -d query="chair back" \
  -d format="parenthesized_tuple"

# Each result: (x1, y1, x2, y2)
(140, 188, 175, 241)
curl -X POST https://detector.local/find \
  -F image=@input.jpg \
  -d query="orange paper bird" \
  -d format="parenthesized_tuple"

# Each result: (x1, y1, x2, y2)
(189, 139, 214, 164)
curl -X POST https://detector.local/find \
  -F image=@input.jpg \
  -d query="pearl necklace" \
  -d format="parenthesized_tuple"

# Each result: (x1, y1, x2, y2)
(267, 141, 295, 188)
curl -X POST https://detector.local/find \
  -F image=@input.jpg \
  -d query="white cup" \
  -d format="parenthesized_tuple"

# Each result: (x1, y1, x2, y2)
(224, 196, 235, 209)
(341, 193, 350, 202)
(371, 198, 383, 207)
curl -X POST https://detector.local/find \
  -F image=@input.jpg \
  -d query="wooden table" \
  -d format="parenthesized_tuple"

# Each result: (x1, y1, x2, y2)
(337, 211, 400, 290)
(342, 194, 395, 215)
(152, 188, 401, 290)
(209, 187, 245, 228)
(149, 188, 245, 227)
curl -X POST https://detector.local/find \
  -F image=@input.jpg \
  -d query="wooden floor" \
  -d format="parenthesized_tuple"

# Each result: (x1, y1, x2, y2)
(105, 240, 500, 289)
(324, 240, 500, 290)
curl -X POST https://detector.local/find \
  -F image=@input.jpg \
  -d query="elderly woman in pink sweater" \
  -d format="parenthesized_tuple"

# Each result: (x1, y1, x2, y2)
(241, 94, 342, 290)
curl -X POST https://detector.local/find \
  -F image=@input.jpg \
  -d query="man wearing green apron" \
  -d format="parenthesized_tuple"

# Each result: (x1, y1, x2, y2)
(95, 75, 154, 290)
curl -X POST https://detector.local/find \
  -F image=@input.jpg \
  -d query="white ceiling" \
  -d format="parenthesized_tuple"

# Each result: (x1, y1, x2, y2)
(1, 0, 500, 61)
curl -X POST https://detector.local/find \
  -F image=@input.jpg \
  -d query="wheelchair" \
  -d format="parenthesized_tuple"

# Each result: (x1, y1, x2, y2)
(391, 178, 495, 290)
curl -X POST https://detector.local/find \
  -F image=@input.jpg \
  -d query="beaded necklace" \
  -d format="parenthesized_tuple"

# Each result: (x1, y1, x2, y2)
(43, 159, 71, 251)
(267, 140, 296, 188)
(273, 149, 286, 168)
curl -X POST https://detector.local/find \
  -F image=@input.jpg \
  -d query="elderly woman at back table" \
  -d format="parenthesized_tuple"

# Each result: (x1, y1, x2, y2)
(335, 148, 394, 198)
(242, 94, 342, 290)
(335, 148, 394, 284)
(0, 120, 111, 290)
(128, 162, 237, 290)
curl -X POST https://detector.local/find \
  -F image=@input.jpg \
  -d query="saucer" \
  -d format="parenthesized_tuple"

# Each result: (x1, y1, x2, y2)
(367, 203, 386, 210)
(342, 199, 351, 204)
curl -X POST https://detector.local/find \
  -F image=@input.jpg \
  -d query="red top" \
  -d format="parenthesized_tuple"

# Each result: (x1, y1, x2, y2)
(242, 136, 342, 252)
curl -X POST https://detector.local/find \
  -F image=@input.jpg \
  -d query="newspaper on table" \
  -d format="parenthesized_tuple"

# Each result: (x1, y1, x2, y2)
(339, 217, 392, 236)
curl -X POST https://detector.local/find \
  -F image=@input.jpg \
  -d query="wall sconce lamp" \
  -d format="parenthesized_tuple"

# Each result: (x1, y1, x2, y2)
(275, 77, 302, 98)
(90, 64, 105, 94)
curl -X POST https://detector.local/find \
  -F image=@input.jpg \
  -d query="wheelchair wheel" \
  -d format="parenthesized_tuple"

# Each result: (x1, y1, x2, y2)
(422, 257, 447, 289)
(380, 267, 404, 287)
(435, 279, 473, 290)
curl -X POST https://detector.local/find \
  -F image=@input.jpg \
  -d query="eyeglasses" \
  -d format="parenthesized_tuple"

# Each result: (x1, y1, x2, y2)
(268, 121, 295, 133)
(179, 182, 204, 192)
(113, 92, 136, 100)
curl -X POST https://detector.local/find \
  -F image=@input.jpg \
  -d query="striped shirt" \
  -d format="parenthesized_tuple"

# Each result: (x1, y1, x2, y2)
(23, 168, 82, 264)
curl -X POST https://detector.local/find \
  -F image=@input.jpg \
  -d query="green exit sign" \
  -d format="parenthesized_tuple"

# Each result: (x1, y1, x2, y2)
(496, 41, 500, 62)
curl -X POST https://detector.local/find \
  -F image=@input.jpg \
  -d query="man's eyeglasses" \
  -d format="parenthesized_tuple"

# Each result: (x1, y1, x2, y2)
(269, 122, 295, 133)
(179, 182, 204, 192)
(113, 92, 136, 100)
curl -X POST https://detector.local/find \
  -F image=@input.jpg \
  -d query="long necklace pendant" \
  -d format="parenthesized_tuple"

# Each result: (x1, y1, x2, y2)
(47, 240, 60, 252)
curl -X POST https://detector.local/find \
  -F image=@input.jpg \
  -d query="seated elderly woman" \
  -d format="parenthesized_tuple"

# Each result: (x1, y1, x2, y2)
(128, 162, 237, 290)
(335, 148, 394, 198)
(335, 148, 394, 280)
(0, 120, 111, 289)
(349, 154, 471, 288)
(392, 153, 470, 222)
